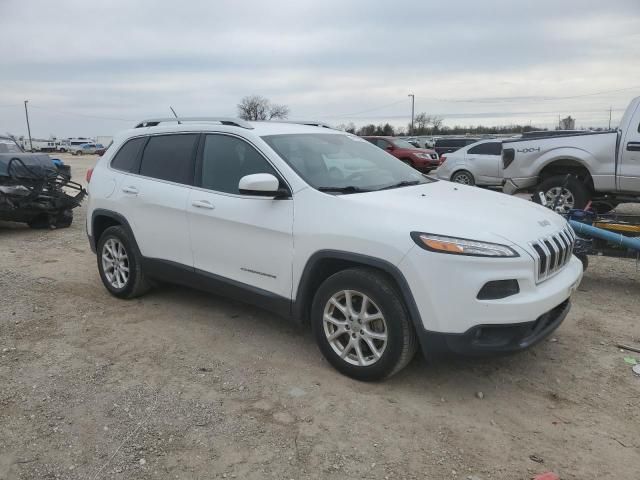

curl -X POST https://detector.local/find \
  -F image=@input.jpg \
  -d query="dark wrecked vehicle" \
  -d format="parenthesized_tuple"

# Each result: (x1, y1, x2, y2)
(0, 136, 86, 228)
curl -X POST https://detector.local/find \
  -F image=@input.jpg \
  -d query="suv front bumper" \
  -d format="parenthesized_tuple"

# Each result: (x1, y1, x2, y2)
(420, 299, 570, 356)
(397, 245, 583, 355)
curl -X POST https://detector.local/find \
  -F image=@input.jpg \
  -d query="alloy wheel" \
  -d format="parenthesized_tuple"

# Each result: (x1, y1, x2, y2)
(101, 238, 130, 289)
(322, 290, 388, 366)
(452, 172, 472, 185)
(544, 187, 575, 213)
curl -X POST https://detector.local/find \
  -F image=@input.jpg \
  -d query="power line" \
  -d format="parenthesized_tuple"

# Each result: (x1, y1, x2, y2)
(323, 99, 408, 119)
(432, 85, 640, 104)
(28, 105, 134, 122)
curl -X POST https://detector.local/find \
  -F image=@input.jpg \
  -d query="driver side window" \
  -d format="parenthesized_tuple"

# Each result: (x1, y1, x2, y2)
(200, 135, 279, 194)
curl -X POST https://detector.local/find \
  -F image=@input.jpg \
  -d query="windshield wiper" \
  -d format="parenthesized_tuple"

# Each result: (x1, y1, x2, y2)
(317, 186, 371, 194)
(376, 180, 422, 191)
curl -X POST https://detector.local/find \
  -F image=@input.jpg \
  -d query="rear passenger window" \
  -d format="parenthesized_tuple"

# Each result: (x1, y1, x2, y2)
(139, 134, 198, 184)
(111, 137, 146, 173)
(468, 142, 502, 155)
(200, 134, 278, 194)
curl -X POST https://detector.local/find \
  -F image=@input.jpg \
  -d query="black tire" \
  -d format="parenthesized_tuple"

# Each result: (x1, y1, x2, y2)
(533, 175, 590, 212)
(54, 209, 73, 228)
(576, 253, 589, 271)
(590, 200, 619, 214)
(311, 268, 417, 381)
(97, 225, 151, 299)
(451, 170, 475, 186)
(27, 214, 50, 229)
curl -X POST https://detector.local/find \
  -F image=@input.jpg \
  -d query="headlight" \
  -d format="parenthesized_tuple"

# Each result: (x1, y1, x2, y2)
(415, 153, 431, 159)
(410, 232, 519, 257)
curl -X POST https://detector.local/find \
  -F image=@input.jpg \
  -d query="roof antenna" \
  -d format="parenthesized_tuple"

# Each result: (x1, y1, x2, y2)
(169, 106, 181, 124)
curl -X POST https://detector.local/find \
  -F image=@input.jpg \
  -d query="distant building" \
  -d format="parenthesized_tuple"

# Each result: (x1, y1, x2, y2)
(559, 116, 576, 130)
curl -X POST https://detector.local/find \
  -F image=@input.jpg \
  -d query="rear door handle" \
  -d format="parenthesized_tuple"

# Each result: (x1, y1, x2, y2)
(627, 142, 640, 152)
(191, 200, 215, 210)
(122, 186, 139, 195)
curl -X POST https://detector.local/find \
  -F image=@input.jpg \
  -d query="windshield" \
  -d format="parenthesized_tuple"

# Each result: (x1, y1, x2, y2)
(391, 138, 417, 149)
(0, 138, 23, 154)
(262, 133, 434, 192)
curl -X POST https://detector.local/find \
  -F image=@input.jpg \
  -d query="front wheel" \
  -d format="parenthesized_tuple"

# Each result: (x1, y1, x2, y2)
(533, 175, 590, 214)
(311, 268, 417, 381)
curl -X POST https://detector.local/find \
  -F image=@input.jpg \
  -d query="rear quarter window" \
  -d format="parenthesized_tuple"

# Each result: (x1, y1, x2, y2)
(110, 137, 146, 173)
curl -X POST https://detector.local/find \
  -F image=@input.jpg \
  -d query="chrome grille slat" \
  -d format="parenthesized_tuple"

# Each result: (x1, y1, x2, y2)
(529, 225, 575, 283)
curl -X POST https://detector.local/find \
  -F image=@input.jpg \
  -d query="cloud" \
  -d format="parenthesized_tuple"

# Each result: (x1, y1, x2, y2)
(1, 0, 639, 137)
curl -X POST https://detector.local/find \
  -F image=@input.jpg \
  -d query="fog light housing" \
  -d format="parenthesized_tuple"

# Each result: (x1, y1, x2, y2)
(477, 279, 520, 300)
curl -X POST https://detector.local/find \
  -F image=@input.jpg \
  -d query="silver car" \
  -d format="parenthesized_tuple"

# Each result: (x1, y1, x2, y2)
(435, 139, 502, 186)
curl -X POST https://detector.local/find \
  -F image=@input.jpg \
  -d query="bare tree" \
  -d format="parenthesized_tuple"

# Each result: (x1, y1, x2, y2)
(237, 95, 290, 121)
(413, 113, 445, 134)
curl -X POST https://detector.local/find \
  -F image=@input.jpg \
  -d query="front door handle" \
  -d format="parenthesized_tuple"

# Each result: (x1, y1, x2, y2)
(191, 200, 215, 210)
(122, 186, 139, 195)
(627, 142, 640, 152)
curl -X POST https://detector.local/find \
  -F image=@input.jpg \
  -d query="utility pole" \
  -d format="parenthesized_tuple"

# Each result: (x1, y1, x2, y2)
(608, 106, 612, 129)
(24, 100, 33, 151)
(408, 93, 415, 135)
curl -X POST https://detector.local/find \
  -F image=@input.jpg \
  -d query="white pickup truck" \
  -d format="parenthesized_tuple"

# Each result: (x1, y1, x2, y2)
(502, 96, 640, 212)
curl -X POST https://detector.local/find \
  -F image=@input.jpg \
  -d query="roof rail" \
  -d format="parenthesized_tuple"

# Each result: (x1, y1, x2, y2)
(134, 117, 254, 129)
(273, 120, 335, 129)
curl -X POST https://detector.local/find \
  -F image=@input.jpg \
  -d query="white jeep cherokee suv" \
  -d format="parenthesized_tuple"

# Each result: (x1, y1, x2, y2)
(86, 117, 583, 380)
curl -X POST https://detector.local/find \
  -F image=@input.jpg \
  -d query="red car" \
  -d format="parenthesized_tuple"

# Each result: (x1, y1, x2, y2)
(362, 136, 440, 172)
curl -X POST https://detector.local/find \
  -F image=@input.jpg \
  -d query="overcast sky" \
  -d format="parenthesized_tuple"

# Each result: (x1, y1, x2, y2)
(2, 0, 640, 138)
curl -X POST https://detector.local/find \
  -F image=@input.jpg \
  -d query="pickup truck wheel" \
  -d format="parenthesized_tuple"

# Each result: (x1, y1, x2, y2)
(97, 226, 151, 299)
(311, 268, 417, 381)
(534, 175, 590, 213)
(451, 170, 475, 186)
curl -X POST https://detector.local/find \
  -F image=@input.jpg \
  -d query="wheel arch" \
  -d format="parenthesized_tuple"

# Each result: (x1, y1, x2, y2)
(292, 250, 424, 331)
(91, 209, 141, 256)
(537, 155, 595, 190)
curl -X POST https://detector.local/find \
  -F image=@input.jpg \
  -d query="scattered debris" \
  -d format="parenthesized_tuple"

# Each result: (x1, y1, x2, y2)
(529, 454, 544, 463)
(138, 458, 146, 465)
(532, 473, 559, 480)
(617, 343, 640, 354)
(633, 364, 640, 376)
(475, 391, 484, 399)
(623, 357, 638, 365)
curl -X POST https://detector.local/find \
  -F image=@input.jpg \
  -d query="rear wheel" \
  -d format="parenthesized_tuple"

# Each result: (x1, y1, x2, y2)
(533, 175, 590, 214)
(451, 170, 475, 186)
(311, 268, 417, 381)
(97, 226, 150, 299)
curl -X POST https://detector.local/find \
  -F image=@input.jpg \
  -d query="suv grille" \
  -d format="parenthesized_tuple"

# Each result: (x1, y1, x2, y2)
(529, 226, 575, 283)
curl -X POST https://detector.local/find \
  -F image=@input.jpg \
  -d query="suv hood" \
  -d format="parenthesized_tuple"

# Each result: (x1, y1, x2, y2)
(344, 181, 567, 248)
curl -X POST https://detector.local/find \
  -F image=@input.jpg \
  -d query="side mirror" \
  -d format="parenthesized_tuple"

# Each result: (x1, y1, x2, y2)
(238, 173, 289, 198)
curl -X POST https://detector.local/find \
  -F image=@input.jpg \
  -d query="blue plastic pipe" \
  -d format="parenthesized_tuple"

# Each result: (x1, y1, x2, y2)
(569, 219, 640, 252)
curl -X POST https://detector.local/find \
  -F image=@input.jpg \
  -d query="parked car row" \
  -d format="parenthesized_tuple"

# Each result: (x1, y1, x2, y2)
(70, 142, 106, 155)
(362, 136, 440, 172)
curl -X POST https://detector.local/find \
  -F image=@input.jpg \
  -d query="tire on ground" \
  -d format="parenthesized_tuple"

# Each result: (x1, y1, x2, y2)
(97, 225, 151, 299)
(311, 267, 418, 381)
(533, 175, 590, 210)
(451, 170, 475, 186)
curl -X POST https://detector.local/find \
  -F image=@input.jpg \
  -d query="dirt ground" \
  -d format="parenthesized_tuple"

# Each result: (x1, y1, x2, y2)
(1, 154, 639, 480)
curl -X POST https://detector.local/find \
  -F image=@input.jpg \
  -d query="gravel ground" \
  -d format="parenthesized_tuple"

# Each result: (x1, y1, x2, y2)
(1, 154, 639, 480)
